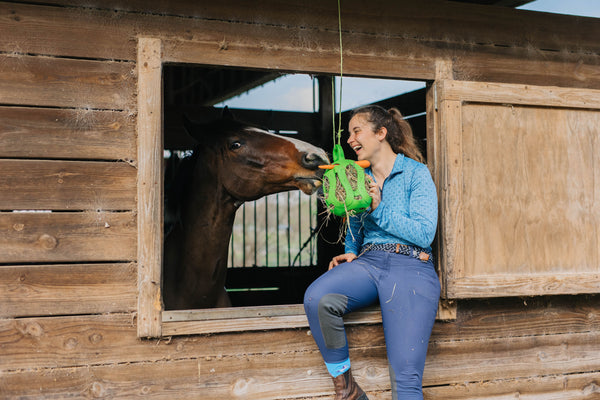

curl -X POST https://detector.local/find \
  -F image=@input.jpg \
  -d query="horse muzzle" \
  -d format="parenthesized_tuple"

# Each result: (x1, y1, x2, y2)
(294, 175, 323, 195)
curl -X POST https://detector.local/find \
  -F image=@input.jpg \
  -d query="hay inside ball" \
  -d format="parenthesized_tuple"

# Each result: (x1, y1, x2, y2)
(321, 145, 372, 217)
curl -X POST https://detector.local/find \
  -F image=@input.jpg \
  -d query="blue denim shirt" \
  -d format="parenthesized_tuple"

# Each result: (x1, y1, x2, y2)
(345, 154, 438, 254)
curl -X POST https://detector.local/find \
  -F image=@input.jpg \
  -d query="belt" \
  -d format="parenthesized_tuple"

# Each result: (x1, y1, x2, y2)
(360, 243, 433, 263)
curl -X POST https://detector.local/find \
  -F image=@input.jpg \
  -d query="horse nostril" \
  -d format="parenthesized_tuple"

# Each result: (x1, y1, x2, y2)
(302, 152, 327, 169)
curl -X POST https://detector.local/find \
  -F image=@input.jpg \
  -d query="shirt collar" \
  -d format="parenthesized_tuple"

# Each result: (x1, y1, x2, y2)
(365, 153, 405, 178)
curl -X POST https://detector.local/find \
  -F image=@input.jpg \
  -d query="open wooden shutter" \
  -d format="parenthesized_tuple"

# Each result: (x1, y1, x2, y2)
(434, 80, 600, 299)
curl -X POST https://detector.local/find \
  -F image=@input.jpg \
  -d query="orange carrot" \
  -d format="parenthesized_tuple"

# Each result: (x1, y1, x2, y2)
(355, 160, 371, 168)
(318, 165, 335, 169)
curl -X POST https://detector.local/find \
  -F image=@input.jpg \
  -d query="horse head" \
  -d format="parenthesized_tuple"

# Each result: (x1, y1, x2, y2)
(182, 108, 329, 203)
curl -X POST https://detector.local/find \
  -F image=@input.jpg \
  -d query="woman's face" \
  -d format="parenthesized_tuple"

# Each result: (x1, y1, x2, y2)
(347, 113, 383, 161)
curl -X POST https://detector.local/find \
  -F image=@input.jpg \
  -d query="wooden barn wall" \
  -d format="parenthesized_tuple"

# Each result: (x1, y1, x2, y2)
(0, 0, 599, 398)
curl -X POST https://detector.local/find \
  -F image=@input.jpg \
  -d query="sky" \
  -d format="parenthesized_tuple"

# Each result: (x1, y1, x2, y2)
(217, 0, 600, 113)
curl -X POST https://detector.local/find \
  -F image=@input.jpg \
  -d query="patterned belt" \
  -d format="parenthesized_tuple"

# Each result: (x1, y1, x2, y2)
(360, 243, 433, 263)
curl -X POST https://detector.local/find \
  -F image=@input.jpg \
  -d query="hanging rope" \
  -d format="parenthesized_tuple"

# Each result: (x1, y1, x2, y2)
(333, 0, 344, 147)
(319, 0, 372, 218)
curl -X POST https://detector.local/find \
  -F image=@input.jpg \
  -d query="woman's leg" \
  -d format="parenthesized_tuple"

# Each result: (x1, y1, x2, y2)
(377, 255, 440, 400)
(304, 255, 380, 374)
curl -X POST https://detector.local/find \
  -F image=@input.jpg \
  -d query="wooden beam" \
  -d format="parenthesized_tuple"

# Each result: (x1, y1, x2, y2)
(136, 37, 163, 338)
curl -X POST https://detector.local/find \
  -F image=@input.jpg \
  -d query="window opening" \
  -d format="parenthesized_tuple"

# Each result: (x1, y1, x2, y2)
(160, 60, 427, 323)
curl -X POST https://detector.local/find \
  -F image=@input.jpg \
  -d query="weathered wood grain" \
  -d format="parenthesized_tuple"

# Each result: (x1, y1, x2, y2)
(423, 371, 600, 399)
(136, 37, 163, 338)
(0, 159, 136, 211)
(2, 367, 597, 400)
(2, 2, 600, 88)
(440, 80, 600, 108)
(2, 296, 598, 375)
(162, 302, 456, 335)
(447, 273, 600, 298)
(162, 39, 435, 81)
(0, 107, 136, 161)
(453, 51, 600, 90)
(438, 81, 600, 298)
(4, 1, 600, 61)
(0, 321, 598, 399)
(0, 263, 136, 318)
(438, 98, 464, 298)
(0, 54, 134, 109)
(0, 211, 136, 263)
(0, 2, 135, 60)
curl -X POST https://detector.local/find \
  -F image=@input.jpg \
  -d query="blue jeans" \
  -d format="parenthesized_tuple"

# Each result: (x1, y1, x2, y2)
(304, 250, 440, 400)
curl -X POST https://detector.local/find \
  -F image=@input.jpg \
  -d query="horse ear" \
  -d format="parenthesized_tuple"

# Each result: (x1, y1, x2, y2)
(182, 114, 207, 143)
(222, 106, 235, 120)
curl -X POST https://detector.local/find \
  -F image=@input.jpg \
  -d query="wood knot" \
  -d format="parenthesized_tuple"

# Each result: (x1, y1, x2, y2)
(17, 321, 44, 337)
(89, 381, 105, 398)
(231, 378, 252, 396)
(64, 337, 79, 350)
(140, 386, 151, 395)
(38, 234, 58, 250)
(219, 39, 229, 51)
(89, 333, 103, 344)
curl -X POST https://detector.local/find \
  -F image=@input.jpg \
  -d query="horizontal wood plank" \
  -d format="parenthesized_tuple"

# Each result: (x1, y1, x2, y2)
(0, 329, 598, 399)
(2, 3, 600, 89)
(4, 1, 600, 63)
(0, 263, 136, 318)
(453, 51, 600, 90)
(447, 273, 600, 298)
(423, 371, 600, 400)
(2, 367, 598, 400)
(0, 2, 134, 60)
(0, 159, 136, 211)
(2, 296, 599, 374)
(0, 54, 134, 109)
(438, 296, 600, 342)
(162, 303, 456, 335)
(162, 38, 435, 81)
(0, 211, 136, 263)
(162, 307, 383, 336)
(0, 107, 136, 161)
(439, 80, 600, 109)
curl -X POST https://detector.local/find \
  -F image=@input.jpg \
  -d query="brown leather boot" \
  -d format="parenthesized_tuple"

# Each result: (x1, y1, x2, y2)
(331, 369, 369, 400)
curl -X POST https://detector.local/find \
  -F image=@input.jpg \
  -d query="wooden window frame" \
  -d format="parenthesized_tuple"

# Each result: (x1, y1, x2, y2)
(136, 37, 453, 338)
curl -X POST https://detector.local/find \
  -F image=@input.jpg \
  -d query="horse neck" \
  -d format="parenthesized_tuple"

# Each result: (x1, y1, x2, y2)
(178, 166, 239, 248)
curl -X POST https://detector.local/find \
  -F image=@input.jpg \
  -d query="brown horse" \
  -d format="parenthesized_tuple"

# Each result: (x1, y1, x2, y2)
(163, 108, 329, 309)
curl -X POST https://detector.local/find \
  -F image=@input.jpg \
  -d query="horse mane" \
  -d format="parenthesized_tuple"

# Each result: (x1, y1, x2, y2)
(164, 148, 200, 235)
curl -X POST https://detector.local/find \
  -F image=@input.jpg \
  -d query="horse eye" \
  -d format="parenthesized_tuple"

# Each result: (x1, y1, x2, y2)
(229, 141, 242, 150)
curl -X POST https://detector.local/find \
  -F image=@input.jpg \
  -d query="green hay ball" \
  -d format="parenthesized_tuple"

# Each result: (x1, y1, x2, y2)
(322, 144, 372, 217)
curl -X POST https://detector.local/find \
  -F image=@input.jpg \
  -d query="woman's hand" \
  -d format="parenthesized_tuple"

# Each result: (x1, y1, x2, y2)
(368, 180, 381, 211)
(329, 253, 357, 270)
